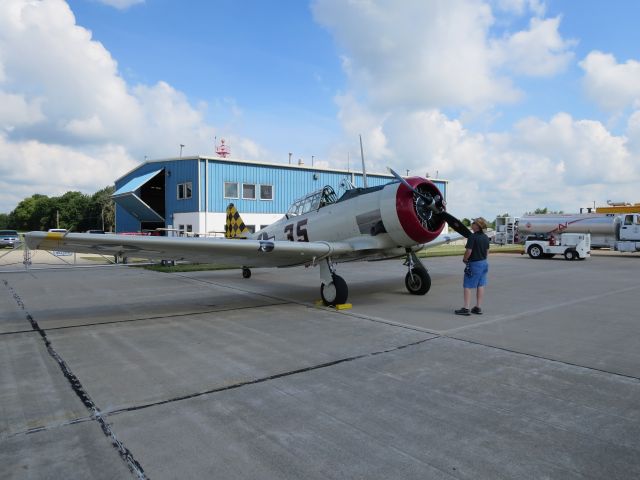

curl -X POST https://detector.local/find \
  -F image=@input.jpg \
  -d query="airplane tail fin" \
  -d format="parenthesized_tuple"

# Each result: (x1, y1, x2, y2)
(225, 203, 249, 239)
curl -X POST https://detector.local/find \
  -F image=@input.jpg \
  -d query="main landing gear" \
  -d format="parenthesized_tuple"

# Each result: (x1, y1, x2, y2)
(404, 250, 431, 295)
(319, 259, 348, 306)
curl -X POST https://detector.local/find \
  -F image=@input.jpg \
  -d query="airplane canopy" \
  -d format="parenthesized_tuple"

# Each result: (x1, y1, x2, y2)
(287, 185, 338, 216)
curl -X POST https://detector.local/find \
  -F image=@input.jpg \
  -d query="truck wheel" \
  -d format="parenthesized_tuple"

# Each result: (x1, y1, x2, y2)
(564, 249, 577, 261)
(528, 244, 543, 259)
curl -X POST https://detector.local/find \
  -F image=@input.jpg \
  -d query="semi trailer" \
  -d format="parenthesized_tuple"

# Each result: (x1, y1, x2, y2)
(517, 213, 640, 252)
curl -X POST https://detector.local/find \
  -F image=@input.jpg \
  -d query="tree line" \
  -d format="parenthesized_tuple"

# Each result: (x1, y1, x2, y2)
(0, 186, 115, 232)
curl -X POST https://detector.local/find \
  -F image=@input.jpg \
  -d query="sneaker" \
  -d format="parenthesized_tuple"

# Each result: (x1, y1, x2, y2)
(455, 308, 471, 316)
(471, 306, 483, 315)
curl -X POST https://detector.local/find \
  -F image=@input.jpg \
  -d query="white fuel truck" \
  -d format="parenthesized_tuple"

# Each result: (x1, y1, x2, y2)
(517, 213, 640, 252)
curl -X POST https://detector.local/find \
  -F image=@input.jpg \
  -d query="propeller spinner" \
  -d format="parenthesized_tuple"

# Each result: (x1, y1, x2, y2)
(388, 167, 472, 239)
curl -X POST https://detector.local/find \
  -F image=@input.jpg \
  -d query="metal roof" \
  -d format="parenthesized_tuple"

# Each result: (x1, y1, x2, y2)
(115, 155, 449, 184)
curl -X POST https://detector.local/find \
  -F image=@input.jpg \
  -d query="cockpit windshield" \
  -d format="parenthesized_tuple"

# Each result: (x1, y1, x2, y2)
(287, 185, 338, 216)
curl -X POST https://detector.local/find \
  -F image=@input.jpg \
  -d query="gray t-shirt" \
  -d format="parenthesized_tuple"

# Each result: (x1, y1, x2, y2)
(465, 232, 490, 262)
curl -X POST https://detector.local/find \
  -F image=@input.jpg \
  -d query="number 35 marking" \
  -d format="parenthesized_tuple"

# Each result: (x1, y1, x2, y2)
(284, 219, 308, 242)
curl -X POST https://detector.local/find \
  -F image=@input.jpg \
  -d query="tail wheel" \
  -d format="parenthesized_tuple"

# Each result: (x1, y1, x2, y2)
(528, 244, 543, 259)
(242, 267, 251, 278)
(321, 274, 348, 306)
(405, 268, 431, 295)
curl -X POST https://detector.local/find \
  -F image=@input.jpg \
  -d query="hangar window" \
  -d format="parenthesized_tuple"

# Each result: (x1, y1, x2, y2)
(177, 182, 192, 200)
(260, 184, 273, 200)
(242, 183, 256, 200)
(246, 225, 256, 233)
(224, 182, 239, 199)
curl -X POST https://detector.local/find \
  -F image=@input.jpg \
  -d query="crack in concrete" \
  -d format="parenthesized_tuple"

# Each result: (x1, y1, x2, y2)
(2, 279, 148, 480)
(105, 336, 438, 417)
(0, 301, 290, 337)
(7, 415, 94, 438)
(174, 272, 640, 383)
(448, 335, 640, 383)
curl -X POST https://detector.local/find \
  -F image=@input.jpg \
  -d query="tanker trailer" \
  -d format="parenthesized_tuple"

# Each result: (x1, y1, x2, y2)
(517, 214, 621, 248)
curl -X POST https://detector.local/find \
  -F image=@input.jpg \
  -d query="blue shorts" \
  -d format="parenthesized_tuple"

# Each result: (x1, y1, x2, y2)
(463, 259, 488, 289)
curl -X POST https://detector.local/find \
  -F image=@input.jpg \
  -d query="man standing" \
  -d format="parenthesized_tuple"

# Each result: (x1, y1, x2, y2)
(455, 217, 490, 316)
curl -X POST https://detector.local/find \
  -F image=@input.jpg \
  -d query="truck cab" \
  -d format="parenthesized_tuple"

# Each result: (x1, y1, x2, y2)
(525, 233, 591, 260)
(620, 214, 640, 240)
(617, 214, 640, 252)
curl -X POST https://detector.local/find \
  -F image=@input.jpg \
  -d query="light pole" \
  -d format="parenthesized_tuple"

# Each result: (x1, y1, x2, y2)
(179, 144, 185, 157)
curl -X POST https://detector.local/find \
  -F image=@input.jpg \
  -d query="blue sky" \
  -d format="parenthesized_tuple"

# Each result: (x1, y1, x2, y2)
(2, 0, 640, 217)
(69, 0, 345, 159)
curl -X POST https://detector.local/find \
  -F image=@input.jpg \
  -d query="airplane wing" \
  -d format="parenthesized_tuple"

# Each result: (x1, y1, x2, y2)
(24, 231, 353, 268)
(419, 232, 465, 249)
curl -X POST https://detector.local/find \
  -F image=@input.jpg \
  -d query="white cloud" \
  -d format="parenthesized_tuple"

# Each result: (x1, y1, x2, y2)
(326, 91, 640, 216)
(511, 113, 634, 185)
(312, 1, 640, 216)
(580, 51, 640, 112)
(0, 92, 45, 129)
(0, 132, 138, 210)
(313, 0, 574, 110)
(493, 16, 575, 77)
(313, 0, 520, 109)
(96, 0, 144, 10)
(335, 93, 390, 161)
(0, 0, 263, 212)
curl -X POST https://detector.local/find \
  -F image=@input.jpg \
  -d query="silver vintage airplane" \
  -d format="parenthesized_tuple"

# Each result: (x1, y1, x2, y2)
(25, 169, 470, 305)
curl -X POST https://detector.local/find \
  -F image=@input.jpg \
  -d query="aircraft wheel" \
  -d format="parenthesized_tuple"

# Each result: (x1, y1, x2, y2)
(564, 249, 577, 261)
(321, 274, 348, 306)
(242, 267, 252, 278)
(528, 244, 543, 259)
(405, 268, 431, 295)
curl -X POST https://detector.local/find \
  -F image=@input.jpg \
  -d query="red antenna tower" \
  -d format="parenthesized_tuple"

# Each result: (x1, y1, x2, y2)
(216, 138, 230, 158)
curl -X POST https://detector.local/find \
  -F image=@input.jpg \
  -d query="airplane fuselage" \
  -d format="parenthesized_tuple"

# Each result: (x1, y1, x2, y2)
(250, 178, 446, 262)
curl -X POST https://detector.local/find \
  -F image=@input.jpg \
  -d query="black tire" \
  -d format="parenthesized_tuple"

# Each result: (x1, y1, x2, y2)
(321, 274, 348, 306)
(528, 244, 543, 259)
(242, 267, 252, 279)
(564, 249, 577, 261)
(405, 268, 431, 295)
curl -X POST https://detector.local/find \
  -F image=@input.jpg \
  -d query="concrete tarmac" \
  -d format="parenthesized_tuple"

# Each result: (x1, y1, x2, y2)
(1, 253, 639, 479)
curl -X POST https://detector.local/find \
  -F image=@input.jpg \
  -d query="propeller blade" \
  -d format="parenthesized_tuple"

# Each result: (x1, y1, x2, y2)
(389, 167, 434, 205)
(388, 166, 436, 207)
(438, 211, 472, 238)
(387, 167, 420, 195)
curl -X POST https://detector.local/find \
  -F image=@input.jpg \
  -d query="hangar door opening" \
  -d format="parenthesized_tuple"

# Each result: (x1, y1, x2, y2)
(112, 169, 166, 234)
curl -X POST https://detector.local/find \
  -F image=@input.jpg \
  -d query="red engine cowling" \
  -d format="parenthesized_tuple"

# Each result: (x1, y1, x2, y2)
(379, 177, 446, 246)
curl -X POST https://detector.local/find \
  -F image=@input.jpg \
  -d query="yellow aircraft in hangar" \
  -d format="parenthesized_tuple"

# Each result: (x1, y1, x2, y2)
(25, 169, 470, 306)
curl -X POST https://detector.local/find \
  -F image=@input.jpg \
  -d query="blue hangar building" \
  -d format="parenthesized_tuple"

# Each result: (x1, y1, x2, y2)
(113, 156, 448, 236)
